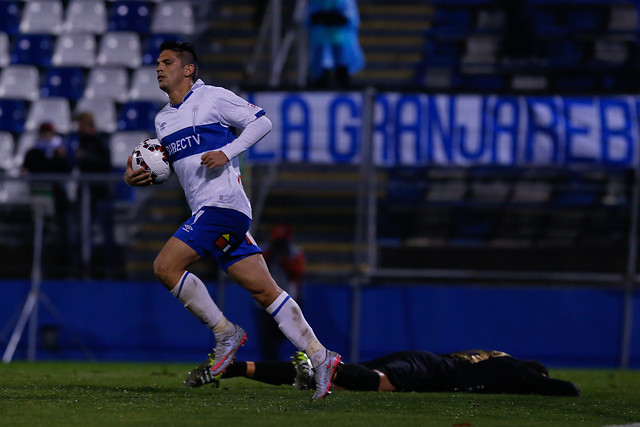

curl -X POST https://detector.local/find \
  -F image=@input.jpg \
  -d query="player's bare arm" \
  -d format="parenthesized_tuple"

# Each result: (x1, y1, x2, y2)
(200, 150, 229, 169)
(124, 155, 153, 186)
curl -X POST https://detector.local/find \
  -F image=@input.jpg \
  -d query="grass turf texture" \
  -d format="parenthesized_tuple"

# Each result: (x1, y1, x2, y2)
(1, 363, 639, 426)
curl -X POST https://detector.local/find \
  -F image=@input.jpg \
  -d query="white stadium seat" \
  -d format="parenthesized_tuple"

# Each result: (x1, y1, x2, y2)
(75, 97, 118, 133)
(25, 97, 72, 134)
(0, 65, 40, 101)
(84, 66, 129, 103)
(96, 32, 142, 68)
(129, 66, 167, 102)
(63, 0, 108, 34)
(0, 131, 15, 171)
(19, 0, 64, 34)
(151, 1, 195, 34)
(52, 33, 97, 68)
(0, 32, 10, 67)
(109, 131, 152, 169)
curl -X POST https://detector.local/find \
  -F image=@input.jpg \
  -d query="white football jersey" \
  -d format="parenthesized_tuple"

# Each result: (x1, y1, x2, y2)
(155, 79, 265, 217)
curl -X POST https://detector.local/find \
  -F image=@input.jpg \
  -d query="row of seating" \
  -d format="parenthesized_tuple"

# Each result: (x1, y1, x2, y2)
(418, 1, 640, 91)
(0, 97, 160, 136)
(0, 0, 194, 36)
(0, 31, 184, 69)
(0, 64, 165, 103)
(379, 166, 630, 248)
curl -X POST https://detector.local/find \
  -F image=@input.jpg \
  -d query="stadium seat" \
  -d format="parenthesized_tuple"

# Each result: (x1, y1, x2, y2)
(40, 67, 86, 100)
(117, 101, 159, 131)
(63, 0, 108, 34)
(608, 4, 638, 33)
(10, 34, 54, 67)
(51, 33, 97, 68)
(25, 97, 72, 134)
(0, 1, 21, 36)
(19, 0, 64, 35)
(0, 32, 10, 67)
(96, 32, 142, 68)
(108, 1, 152, 33)
(0, 65, 40, 101)
(84, 66, 130, 103)
(566, 8, 603, 33)
(142, 33, 183, 65)
(109, 130, 151, 169)
(0, 99, 27, 133)
(75, 97, 118, 133)
(151, 1, 195, 34)
(129, 66, 167, 102)
(0, 131, 15, 171)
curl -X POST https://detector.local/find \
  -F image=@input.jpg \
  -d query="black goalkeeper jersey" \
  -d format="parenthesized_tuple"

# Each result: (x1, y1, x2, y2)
(357, 350, 579, 396)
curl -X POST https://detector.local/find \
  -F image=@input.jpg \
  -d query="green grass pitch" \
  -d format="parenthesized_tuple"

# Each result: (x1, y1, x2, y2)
(1, 362, 639, 426)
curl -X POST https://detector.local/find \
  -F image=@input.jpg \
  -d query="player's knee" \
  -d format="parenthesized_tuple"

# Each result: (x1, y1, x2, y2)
(250, 285, 282, 308)
(153, 257, 173, 287)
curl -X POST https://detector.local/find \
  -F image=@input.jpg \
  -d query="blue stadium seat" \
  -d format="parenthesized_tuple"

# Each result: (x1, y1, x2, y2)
(40, 67, 86, 100)
(462, 74, 504, 90)
(545, 40, 585, 69)
(0, 99, 27, 132)
(10, 34, 53, 67)
(431, 8, 474, 37)
(422, 37, 464, 67)
(566, 9, 603, 33)
(142, 33, 184, 65)
(117, 101, 159, 131)
(108, 1, 152, 33)
(0, 1, 21, 35)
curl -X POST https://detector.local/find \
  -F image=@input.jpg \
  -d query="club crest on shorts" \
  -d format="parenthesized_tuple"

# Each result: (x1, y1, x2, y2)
(215, 234, 232, 253)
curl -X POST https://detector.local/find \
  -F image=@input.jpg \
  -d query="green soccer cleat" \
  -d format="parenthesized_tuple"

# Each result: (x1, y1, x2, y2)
(291, 351, 314, 391)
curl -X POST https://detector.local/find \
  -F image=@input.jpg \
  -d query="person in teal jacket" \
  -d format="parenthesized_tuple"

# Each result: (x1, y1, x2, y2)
(307, 0, 365, 89)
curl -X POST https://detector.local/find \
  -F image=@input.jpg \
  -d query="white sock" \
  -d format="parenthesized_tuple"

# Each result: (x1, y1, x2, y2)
(266, 291, 327, 368)
(170, 271, 230, 335)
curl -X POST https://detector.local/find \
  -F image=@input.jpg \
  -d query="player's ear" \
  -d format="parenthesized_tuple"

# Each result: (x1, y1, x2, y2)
(185, 64, 194, 79)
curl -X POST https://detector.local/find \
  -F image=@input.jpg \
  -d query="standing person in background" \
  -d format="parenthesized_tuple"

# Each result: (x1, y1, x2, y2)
(22, 122, 75, 276)
(307, 0, 365, 89)
(255, 224, 306, 361)
(124, 41, 341, 400)
(71, 112, 116, 278)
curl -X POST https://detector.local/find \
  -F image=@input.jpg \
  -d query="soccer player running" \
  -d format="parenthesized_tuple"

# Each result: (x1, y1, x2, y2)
(123, 41, 341, 399)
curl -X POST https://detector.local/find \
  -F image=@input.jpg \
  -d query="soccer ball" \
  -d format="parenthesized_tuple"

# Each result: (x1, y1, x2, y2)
(131, 138, 172, 184)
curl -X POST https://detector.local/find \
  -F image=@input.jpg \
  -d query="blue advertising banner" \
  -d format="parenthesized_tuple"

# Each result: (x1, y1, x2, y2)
(246, 92, 640, 167)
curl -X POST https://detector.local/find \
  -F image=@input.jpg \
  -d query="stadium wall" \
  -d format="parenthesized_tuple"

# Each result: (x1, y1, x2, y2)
(1, 279, 638, 368)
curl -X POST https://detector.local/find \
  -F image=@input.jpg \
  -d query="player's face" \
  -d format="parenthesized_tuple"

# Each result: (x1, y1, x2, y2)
(156, 50, 189, 93)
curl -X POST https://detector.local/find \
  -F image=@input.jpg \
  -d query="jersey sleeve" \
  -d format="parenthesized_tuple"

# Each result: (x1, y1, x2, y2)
(214, 87, 265, 129)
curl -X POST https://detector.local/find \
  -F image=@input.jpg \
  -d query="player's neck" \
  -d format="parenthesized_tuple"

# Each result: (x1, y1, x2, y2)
(169, 81, 194, 106)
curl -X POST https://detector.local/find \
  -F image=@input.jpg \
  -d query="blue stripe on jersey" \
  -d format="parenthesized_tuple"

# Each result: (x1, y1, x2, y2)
(162, 123, 236, 163)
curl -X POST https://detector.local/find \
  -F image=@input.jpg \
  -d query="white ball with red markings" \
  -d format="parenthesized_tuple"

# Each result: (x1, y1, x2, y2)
(131, 138, 172, 184)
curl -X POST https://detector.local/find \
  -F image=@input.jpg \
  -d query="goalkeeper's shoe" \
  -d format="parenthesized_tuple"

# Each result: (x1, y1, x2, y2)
(209, 325, 247, 376)
(184, 355, 223, 388)
(312, 350, 342, 400)
(291, 351, 314, 391)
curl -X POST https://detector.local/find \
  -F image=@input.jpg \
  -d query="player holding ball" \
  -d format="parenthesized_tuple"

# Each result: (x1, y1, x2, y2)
(124, 41, 341, 400)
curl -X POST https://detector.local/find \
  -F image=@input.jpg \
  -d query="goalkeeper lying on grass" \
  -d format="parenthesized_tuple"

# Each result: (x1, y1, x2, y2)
(184, 349, 580, 396)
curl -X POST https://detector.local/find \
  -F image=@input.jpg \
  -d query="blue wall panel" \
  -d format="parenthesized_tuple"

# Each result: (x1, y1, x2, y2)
(1, 280, 638, 368)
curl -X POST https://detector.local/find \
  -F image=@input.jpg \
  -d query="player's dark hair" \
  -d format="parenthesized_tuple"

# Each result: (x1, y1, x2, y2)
(159, 41, 199, 82)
